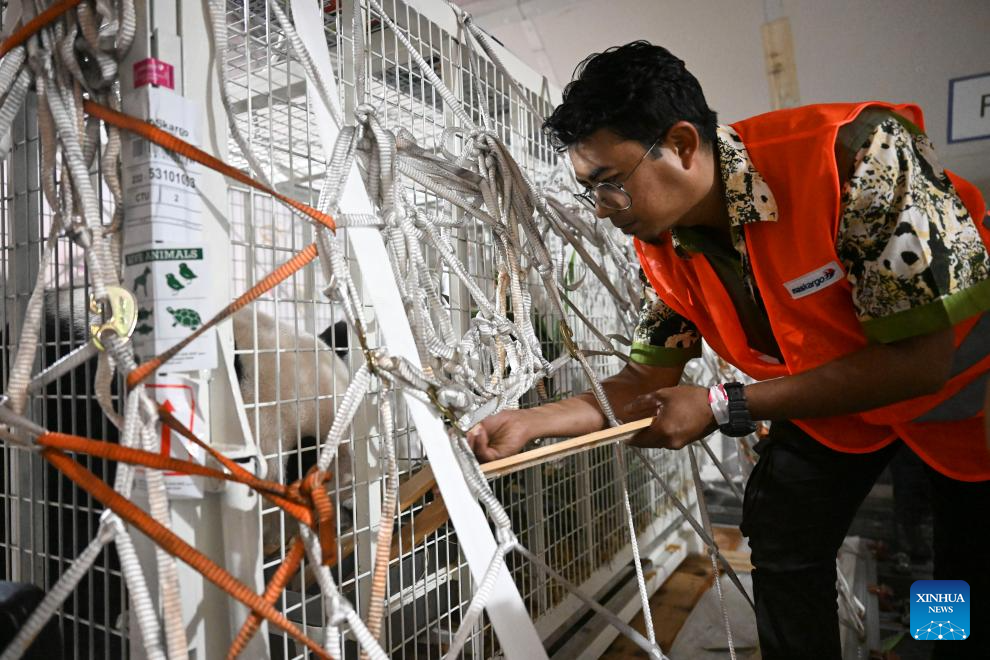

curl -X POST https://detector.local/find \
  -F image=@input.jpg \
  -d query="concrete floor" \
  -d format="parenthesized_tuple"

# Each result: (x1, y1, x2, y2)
(668, 573, 759, 659)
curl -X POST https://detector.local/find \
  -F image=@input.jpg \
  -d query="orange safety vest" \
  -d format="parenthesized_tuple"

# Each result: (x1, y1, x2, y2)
(635, 101, 990, 481)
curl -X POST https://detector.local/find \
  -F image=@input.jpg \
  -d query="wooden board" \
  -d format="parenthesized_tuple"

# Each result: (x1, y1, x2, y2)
(713, 525, 744, 552)
(397, 464, 437, 512)
(480, 417, 653, 479)
(389, 498, 449, 560)
(600, 554, 715, 658)
(336, 419, 658, 569)
(393, 418, 654, 527)
(396, 417, 654, 509)
(713, 526, 753, 572)
(385, 419, 656, 553)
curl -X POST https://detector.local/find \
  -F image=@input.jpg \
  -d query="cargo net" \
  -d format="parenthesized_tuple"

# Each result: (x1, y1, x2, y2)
(0, 1, 849, 659)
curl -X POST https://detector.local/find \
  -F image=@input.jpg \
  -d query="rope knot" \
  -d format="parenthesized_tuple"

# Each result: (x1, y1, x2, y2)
(97, 509, 123, 543)
(468, 129, 498, 150)
(289, 466, 337, 567)
(354, 103, 377, 125)
(448, 2, 469, 25)
(327, 596, 348, 626)
(496, 528, 518, 550)
(381, 207, 402, 228)
(65, 219, 93, 248)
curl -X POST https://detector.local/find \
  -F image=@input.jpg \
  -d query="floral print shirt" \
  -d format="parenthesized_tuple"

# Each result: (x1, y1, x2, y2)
(631, 111, 990, 366)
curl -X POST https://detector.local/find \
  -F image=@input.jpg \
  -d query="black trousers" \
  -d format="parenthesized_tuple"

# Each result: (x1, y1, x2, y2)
(740, 422, 990, 660)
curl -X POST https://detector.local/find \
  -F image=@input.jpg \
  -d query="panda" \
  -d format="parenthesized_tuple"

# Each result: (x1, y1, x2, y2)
(0, 293, 356, 657)
(229, 308, 355, 555)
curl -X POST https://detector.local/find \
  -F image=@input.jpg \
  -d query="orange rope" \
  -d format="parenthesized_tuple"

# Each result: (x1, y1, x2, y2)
(300, 466, 337, 566)
(156, 408, 315, 523)
(158, 408, 313, 526)
(43, 448, 331, 659)
(35, 417, 343, 655)
(82, 100, 337, 233)
(228, 537, 306, 659)
(37, 431, 317, 527)
(2, 7, 348, 655)
(84, 101, 333, 388)
(0, 0, 82, 58)
(126, 243, 319, 388)
(158, 408, 290, 496)
(39, 431, 285, 495)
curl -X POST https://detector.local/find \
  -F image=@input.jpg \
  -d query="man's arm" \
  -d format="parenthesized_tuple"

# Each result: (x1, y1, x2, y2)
(469, 268, 699, 461)
(627, 328, 954, 449)
(746, 328, 953, 420)
(467, 361, 683, 462)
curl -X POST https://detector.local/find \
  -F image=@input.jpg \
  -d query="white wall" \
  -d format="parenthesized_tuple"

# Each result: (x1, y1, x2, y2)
(463, 0, 990, 196)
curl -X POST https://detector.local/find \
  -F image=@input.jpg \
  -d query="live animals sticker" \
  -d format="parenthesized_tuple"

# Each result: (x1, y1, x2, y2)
(123, 245, 217, 371)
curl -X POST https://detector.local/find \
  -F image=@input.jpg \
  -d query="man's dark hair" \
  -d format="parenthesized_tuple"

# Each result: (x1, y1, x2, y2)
(543, 41, 718, 152)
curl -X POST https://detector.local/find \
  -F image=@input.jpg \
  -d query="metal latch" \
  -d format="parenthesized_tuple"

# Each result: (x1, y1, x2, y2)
(89, 286, 138, 350)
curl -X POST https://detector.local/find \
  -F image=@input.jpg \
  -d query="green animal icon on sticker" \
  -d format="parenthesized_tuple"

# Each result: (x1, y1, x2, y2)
(167, 307, 202, 330)
(133, 266, 151, 296)
(166, 274, 185, 291)
(178, 263, 198, 280)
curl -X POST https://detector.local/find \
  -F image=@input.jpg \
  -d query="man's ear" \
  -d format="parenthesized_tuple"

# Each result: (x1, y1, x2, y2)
(664, 121, 702, 169)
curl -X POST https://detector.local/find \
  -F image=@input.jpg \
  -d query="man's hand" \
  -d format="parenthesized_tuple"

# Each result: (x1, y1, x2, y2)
(467, 362, 687, 462)
(467, 409, 535, 462)
(625, 384, 718, 449)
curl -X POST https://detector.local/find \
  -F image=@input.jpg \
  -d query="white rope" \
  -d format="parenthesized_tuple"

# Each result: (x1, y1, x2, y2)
(442, 543, 512, 659)
(633, 447, 756, 611)
(110, 515, 167, 660)
(0, 525, 114, 660)
(0, 2, 749, 659)
(613, 443, 658, 644)
(689, 446, 737, 660)
(363, 389, 400, 651)
(300, 526, 391, 660)
(515, 544, 668, 660)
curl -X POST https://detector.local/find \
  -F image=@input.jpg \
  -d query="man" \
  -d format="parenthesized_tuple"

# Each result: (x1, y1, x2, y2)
(467, 41, 990, 659)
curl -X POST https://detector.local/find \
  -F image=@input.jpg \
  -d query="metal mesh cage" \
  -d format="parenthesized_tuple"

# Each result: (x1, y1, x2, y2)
(0, 1, 702, 658)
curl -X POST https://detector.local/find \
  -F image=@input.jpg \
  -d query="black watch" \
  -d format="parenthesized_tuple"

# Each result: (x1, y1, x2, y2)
(719, 382, 757, 437)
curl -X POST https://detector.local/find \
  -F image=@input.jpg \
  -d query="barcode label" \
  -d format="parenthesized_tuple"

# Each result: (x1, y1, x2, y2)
(129, 138, 194, 167)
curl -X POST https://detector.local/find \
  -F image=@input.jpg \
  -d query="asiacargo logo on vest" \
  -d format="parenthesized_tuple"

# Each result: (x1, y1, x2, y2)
(910, 580, 970, 641)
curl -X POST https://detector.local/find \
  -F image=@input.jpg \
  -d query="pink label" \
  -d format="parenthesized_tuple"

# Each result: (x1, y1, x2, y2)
(134, 58, 174, 89)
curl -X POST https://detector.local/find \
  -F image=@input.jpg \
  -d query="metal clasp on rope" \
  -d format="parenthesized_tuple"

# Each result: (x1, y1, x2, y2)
(427, 385, 465, 435)
(88, 285, 137, 351)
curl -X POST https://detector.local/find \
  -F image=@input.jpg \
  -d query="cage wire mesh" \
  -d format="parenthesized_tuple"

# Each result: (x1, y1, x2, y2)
(0, 29, 130, 660)
(218, 1, 693, 656)
(0, 0, 750, 658)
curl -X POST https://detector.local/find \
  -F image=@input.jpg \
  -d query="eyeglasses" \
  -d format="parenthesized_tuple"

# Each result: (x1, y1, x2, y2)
(573, 136, 661, 212)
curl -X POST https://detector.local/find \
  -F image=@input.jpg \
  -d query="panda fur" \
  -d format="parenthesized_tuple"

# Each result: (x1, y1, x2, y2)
(30, 291, 357, 561)
(230, 309, 355, 555)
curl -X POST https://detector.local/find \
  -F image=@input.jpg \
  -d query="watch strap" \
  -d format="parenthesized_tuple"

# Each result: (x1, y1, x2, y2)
(718, 382, 757, 437)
